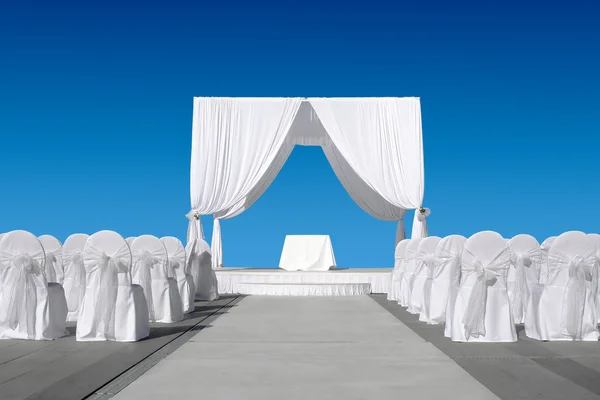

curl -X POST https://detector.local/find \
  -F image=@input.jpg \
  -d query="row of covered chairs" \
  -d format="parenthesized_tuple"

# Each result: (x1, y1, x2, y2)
(388, 230, 600, 342)
(0, 230, 218, 342)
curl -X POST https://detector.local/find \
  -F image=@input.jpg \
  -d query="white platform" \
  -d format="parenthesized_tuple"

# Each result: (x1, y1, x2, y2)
(216, 268, 391, 295)
(237, 282, 371, 296)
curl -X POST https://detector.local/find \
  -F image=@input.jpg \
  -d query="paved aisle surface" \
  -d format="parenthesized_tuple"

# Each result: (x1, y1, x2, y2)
(113, 296, 499, 400)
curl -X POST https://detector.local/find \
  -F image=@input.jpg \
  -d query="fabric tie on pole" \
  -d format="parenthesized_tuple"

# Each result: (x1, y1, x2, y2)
(211, 217, 223, 269)
(6, 254, 39, 338)
(462, 258, 498, 340)
(412, 207, 430, 238)
(186, 210, 204, 243)
(65, 252, 86, 312)
(137, 250, 158, 321)
(562, 255, 592, 339)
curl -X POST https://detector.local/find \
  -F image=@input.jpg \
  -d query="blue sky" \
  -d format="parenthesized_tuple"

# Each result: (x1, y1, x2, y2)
(1, 1, 599, 268)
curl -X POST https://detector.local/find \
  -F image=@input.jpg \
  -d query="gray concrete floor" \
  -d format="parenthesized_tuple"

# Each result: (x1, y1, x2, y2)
(0, 295, 239, 400)
(372, 294, 600, 400)
(111, 296, 499, 400)
(5, 295, 600, 400)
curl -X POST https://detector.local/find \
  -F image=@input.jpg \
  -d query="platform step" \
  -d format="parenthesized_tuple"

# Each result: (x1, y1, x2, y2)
(236, 282, 371, 296)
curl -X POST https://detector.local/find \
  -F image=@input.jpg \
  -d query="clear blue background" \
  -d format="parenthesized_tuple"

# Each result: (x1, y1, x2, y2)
(1, 1, 598, 268)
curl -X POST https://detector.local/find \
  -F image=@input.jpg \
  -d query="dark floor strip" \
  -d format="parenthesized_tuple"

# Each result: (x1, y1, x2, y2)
(370, 294, 600, 400)
(19, 295, 242, 400)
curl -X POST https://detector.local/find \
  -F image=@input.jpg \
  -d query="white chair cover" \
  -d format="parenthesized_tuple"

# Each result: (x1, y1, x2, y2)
(441, 235, 467, 336)
(539, 236, 556, 285)
(508, 234, 542, 324)
(62, 233, 89, 322)
(0, 230, 68, 340)
(186, 238, 219, 301)
(451, 231, 517, 342)
(76, 230, 150, 342)
(131, 235, 183, 323)
(399, 238, 422, 308)
(38, 235, 64, 285)
(162, 236, 195, 314)
(417, 235, 463, 325)
(533, 231, 598, 341)
(388, 239, 409, 301)
(125, 237, 136, 246)
(588, 233, 600, 323)
(410, 236, 441, 315)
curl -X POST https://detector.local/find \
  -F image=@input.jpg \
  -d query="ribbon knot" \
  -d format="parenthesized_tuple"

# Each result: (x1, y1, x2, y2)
(71, 252, 83, 266)
(7, 253, 39, 337)
(14, 254, 35, 273)
(568, 256, 588, 279)
(517, 254, 532, 267)
(186, 210, 200, 221)
(473, 259, 496, 283)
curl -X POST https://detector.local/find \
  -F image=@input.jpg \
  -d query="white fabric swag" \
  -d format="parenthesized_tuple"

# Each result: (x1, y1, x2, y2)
(187, 97, 428, 268)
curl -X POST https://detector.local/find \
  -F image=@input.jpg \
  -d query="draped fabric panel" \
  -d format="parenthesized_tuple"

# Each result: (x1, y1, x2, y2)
(308, 98, 427, 238)
(188, 98, 304, 268)
(188, 97, 427, 268)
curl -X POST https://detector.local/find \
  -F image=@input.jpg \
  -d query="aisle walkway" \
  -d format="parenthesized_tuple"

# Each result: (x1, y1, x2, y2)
(113, 296, 498, 399)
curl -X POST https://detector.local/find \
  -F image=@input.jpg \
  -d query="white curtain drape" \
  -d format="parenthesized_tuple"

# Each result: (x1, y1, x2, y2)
(308, 98, 427, 238)
(188, 98, 303, 268)
(188, 97, 427, 268)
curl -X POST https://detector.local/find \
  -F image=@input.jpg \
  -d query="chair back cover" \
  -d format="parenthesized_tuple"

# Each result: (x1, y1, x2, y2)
(161, 236, 187, 279)
(0, 230, 47, 339)
(130, 235, 169, 321)
(547, 231, 597, 339)
(62, 233, 89, 313)
(394, 239, 410, 270)
(186, 238, 219, 300)
(539, 236, 557, 285)
(508, 234, 541, 323)
(38, 235, 63, 284)
(435, 235, 466, 332)
(82, 230, 132, 340)
(460, 231, 511, 340)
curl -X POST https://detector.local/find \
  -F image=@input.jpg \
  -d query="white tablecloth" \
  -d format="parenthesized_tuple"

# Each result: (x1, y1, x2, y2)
(278, 235, 336, 271)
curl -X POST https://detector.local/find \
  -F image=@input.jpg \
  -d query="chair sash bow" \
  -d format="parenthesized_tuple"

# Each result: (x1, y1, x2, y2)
(136, 250, 159, 321)
(6, 254, 40, 338)
(65, 252, 86, 312)
(562, 255, 592, 339)
(462, 259, 498, 340)
(513, 253, 532, 323)
(93, 251, 126, 340)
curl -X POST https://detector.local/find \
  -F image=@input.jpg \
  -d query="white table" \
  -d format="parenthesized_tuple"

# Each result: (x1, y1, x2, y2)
(278, 235, 337, 272)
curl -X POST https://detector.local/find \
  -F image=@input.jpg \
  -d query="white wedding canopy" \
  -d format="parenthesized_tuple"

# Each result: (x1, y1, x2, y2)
(187, 97, 429, 269)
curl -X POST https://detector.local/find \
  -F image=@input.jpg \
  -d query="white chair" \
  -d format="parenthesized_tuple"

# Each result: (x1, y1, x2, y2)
(417, 235, 465, 326)
(131, 235, 184, 323)
(441, 235, 467, 336)
(125, 237, 136, 246)
(588, 233, 600, 323)
(451, 231, 517, 342)
(186, 238, 219, 301)
(388, 239, 409, 301)
(507, 234, 542, 324)
(410, 236, 441, 315)
(532, 231, 598, 341)
(0, 230, 68, 340)
(38, 235, 64, 285)
(539, 236, 556, 285)
(398, 238, 422, 308)
(162, 236, 195, 314)
(76, 230, 150, 342)
(62, 233, 89, 322)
